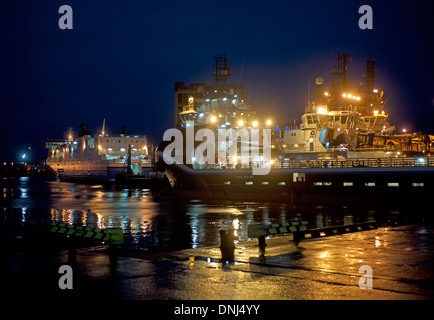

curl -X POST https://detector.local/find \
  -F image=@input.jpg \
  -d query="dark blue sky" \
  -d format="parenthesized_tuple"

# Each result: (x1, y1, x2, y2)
(1, 0, 433, 162)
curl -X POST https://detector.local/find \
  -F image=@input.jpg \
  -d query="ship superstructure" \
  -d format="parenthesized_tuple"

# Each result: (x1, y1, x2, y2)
(171, 54, 275, 171)
(278, 53, 398, 161)
(175, 54, 252, 129)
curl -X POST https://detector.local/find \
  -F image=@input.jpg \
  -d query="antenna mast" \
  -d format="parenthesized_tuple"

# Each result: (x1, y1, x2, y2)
(212, 54, 232, 86)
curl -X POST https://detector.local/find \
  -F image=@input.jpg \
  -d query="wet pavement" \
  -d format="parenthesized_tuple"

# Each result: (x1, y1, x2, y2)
(2, 224, 433, 301)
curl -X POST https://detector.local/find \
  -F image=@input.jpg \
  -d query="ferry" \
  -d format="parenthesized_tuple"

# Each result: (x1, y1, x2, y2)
(46, 121, 160, 184)
(156, 54, 434, 203)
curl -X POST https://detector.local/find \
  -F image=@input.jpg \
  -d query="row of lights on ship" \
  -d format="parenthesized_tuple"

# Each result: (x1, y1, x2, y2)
(324, 89, 379, 101)
(209, 116, 273, 128)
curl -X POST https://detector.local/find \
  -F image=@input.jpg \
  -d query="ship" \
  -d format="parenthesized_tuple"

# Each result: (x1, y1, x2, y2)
(156, 53, 434, 204)
(46, 121, 166, 186)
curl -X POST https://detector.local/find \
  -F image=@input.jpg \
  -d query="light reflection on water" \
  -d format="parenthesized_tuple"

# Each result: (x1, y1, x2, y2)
(0, 176, 429, 250)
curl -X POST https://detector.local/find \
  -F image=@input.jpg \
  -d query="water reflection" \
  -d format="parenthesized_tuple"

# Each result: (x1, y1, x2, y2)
(0, 176, 431, 250)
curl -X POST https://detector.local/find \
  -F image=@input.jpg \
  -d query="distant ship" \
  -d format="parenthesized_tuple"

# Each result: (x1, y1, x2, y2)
(46, 121, 164, 184)
(157, 53, 434, 203)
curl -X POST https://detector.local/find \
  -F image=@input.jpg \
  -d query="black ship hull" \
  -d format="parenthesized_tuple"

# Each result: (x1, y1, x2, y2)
(115, 172, 169, 189)
(162, 158, 434, 205)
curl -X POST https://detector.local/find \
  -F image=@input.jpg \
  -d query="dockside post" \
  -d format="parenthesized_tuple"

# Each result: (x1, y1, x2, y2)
(219, 228, 236, 263)
(258, 236, 267, 249)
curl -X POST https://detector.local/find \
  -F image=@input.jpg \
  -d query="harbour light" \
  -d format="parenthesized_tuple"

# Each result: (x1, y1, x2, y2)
(266, 119, 272, 126)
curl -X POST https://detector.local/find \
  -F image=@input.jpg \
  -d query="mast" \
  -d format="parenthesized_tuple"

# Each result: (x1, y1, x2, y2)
(363, 55, 376, 93)
(212, 54, 232, 86)
(363, 55, 383, 113)
(331, 51, 351, 94)
(102, 118, 106, 137)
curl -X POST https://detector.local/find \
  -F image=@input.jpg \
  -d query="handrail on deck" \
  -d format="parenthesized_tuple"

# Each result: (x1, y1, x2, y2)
(274, 156, 434, 169)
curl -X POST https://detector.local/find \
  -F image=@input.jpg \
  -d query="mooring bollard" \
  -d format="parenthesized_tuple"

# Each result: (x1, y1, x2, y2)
(219, 228, 236, 263)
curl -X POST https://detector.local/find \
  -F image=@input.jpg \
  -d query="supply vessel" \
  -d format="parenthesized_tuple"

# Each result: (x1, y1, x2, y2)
(157, 53, 434, 203)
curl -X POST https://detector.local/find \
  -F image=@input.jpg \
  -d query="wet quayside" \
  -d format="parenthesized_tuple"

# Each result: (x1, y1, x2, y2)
(1, 222, 434, 300)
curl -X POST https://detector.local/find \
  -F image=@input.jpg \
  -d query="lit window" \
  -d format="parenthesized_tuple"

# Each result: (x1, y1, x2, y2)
(224, 181, 231, 185)
(323, 182, 332, 186)
(278, 182, 286, 186)
(365, 182, 375, 187)
(245, 181, 253, 185)
(387, 182, 399, 187)
(412, 183, 424, 187)
(261, 181, 269, 185)
(343, 182, 353, 187)
(314, 182, 323, 186)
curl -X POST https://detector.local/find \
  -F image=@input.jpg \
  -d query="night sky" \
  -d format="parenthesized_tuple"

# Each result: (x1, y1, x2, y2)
(1, 0, 433, 162)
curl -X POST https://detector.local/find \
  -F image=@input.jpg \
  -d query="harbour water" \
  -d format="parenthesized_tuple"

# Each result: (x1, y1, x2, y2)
(1, 176, 431, 250)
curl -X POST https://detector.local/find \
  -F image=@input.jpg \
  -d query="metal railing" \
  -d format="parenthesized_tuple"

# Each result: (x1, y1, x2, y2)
(273, 156, 434, 169)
